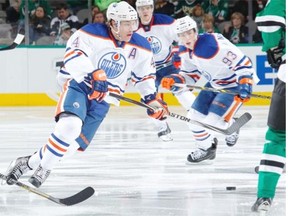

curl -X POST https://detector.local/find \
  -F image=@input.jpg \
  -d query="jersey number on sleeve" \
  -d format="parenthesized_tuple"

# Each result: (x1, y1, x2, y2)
(222, 51, 237, 66)
(72, 37, 80, 47)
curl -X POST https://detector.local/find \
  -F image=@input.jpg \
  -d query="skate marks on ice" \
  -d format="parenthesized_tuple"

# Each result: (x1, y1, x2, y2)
(0, 106, 285, 216)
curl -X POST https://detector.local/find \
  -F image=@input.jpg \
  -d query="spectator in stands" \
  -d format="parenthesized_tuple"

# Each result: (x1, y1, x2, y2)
(173, 0, 203, 18)
(252, 29, 263, 43)
(5, 0, 21, 38)
(19, 0, 51, 20)
(94, 0, 120, 11)
(5, 0, 20, 24)
(231, 0, 267, 21)
(18, 0, 51, 33)
(81, 5, 100, 26)
(29, 5, 51, 44)
(154, 0, 175, 16)
(191, 4, 204, 30)
(54, 22, 72, 46)
(223, 12, 248, 44)
(50, 3, 79, 38)
(92, 11, 106, 24)
(253, 0, 267, 19)
(202, 0, 229, 25)
(198, 13, 220, 33)
(66, 0, 88, 15)
(230, 0, 248, 23)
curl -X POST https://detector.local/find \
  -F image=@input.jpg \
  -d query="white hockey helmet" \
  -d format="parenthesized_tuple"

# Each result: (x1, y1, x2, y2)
(175, 16, 198, 35)
(135, 0, 154, 8)
(106, 1, 138, 22)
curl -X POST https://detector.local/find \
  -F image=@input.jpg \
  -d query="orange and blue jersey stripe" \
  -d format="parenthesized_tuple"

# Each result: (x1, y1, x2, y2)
(192, 129, 211, 141)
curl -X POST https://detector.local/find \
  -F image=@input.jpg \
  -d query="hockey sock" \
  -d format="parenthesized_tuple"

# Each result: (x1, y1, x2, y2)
(40, 114, 82, 170)
(257, 128, 286, 198)
(40, 133, 71, 170)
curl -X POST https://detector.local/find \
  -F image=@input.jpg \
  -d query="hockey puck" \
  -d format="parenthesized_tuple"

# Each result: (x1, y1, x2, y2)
(226, 186, 236, 191)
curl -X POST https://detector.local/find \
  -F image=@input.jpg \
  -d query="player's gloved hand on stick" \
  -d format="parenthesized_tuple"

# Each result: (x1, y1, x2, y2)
(266, 37, 285, 69)
(237, 75, 253, 102)
(267, 46, 283, 69)
(88, 69, 108, 102)
(142, 94, 169, 120)
(161, 74, 185, 92)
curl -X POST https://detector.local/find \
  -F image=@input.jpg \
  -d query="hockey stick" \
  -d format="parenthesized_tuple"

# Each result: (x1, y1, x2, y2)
(173, 83, 272, 100)
(108, 92, 252, 135)
(0, 172, 95, 206)
(0, 30, 25, 51)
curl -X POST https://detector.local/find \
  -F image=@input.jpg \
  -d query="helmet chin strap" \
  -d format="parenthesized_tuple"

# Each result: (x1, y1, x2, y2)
(110, 21, 122, 41)
(111, 26, 122, 41)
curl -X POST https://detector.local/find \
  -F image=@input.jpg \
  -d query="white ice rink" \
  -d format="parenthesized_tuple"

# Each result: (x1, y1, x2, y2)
(0, 106, 286, 216)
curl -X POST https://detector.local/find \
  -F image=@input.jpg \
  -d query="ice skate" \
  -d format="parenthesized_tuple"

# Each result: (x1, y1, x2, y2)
(225, 118, 239, 147)
(187, 138, 218, 163)
(251, 197, 272, 214)
(28, 165, 51, 188)
(158, 122, 173, 142)
(6, 156, 32, 185)
(225, 129, 239, 147)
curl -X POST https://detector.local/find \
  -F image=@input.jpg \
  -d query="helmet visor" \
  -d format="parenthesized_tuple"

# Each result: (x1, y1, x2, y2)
(119, 20, 139, 32)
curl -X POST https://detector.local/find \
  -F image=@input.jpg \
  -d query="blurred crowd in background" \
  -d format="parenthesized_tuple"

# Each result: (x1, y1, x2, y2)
(0, 0, 266, 46)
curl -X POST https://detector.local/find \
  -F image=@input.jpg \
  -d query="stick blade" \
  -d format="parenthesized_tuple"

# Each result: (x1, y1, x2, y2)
(59, 186, 95, 206)
(225, 112, 252, 135)
(0, 32, 24, 51)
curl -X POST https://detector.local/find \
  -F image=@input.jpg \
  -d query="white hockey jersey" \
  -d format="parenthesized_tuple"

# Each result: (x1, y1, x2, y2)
(57, 23, 157, 106)
(135, 14, 178, 69)
(179, 33, 256, 89)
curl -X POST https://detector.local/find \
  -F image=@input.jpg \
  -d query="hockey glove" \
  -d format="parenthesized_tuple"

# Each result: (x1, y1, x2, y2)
(237, 75, 253, 102)
(88, 69, 108, 102)
(267, 47, 283, 70)
(161, 74, 185, 93)
(142, 94, 169, 120)
(172, 52, 181, 69)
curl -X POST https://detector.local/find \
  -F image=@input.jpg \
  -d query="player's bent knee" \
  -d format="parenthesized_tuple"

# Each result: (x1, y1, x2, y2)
(54, 114, 83, 140)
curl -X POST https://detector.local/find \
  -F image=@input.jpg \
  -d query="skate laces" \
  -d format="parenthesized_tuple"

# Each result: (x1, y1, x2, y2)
(190, 148, 206, 160)
(226, 132, 239, 142)
(10, 158, 30, 179)
(33, 166, 51, 182)
(10, 163, 24, 179)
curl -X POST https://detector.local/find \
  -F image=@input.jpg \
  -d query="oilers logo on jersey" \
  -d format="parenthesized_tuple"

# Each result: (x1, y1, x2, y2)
(98, 52, 127, 79)
(146, 36, 162, 55)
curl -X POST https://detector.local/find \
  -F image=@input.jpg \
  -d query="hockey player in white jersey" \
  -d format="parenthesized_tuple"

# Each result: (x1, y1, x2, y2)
(135, 0, 196, 142)
(5, 2, 169, 188)
(161, 16, 255, 163)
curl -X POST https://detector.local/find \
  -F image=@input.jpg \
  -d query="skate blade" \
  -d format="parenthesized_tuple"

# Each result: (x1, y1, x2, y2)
(1, 160, 16, 185)
(259, 211, 268, 216)
(185, 160, 214, 165)
(159, 137, 173, 142)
